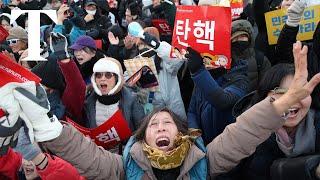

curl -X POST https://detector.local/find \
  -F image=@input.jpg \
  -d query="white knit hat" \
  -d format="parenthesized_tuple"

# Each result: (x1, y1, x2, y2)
(91, 57, 124, 96)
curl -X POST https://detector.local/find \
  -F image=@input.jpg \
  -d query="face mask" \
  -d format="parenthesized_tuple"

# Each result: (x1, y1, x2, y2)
(86, 9, 96, 15)
(231, 41, 250, 52)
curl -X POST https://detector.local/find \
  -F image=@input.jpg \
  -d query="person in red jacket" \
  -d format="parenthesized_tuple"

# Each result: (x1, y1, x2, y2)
(0, 148, 85, 180)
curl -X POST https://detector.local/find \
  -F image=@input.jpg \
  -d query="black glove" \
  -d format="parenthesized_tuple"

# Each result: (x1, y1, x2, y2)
(143, 32, 160, 49)
(86, 29, 100, 39)
(69, 16, 86, 29)
(186, 47, 204, 74)
(49, 32, 70, 61)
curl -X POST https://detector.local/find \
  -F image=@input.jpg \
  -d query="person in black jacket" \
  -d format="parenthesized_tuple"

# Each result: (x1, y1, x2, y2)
(275, 0, 320, 110)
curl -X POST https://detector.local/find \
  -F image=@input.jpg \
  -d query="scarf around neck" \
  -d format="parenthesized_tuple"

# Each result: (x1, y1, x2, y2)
(96, 91, 121, 105)
(276, 109, 316, 157)
(142, 130, 201, 170)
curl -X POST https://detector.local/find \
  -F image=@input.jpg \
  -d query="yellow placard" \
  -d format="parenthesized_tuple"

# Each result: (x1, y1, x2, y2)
(265, 5, 320, 45)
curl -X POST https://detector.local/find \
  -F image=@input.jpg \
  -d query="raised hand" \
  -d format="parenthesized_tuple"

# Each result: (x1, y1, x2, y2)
(108, 31, 119, 45)
(273, 41, 320, 115)
(49, 32, 70, 61)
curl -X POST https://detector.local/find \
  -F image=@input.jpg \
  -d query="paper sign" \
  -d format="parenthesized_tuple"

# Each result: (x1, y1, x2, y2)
(0, 53, 41, 87)
(171, 5, 231, 69)
(66, 110, 132, 149)
(265, 5, 320, 45)
(231, 0, 244, 19)
(152, 19, 173, 36)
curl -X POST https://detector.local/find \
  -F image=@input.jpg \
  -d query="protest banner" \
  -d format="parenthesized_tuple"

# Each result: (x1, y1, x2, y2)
(66, 110, 132, 149)
(0, 53, 41, 87)
(152, 19, 172, 36)
(231, 0, 244, 20)
(265, 5, 320, 45)
(171, 5, 231, 69)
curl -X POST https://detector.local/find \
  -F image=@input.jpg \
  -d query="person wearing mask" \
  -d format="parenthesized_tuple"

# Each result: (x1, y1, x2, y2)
(187, 44, 249, 145)
(231, 19, 271, 91)
(8, 41, 320, 179)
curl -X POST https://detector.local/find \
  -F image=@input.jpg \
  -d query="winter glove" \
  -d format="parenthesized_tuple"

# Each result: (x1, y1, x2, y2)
(0, 82, 36, 156)
(86, 29, 100, 39)
(49, 32, 70, 61)
(13, 84, 63, 142)
(186, 47, 204, 74)
(14, 127, 41, 161)
(69, 16, 86, 29)
(286, 0, 307, 27)
(142, 32, 160, 49)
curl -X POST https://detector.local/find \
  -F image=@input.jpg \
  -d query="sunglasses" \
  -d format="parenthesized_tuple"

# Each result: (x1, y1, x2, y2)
(7, 39, 20, 45)
(95, 72, 115, 79)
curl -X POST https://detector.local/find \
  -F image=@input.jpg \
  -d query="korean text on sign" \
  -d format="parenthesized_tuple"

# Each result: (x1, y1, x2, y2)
(265, 5, 320, 45)
(171, 6, 231, 69)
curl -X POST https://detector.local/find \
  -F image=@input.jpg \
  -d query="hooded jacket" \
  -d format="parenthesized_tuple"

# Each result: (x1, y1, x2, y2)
(231, 19, 271, 91)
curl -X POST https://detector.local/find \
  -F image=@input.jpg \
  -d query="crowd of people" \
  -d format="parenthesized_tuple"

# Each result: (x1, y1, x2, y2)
(1, 0, 320, 179)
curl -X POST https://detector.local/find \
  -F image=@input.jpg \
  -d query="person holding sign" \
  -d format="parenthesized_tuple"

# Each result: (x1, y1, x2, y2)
(253, 0, 294, 65)
(5, 41, 320, 179)
(275, 0, 320, 111)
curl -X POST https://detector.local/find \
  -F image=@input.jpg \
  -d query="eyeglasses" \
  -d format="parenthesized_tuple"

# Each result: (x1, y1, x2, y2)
(95, 72, 114, 79)
(7, 39, 20, 45)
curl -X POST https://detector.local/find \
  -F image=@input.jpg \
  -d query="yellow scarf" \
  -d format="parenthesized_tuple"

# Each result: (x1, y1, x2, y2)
(142, 129, 201, 170)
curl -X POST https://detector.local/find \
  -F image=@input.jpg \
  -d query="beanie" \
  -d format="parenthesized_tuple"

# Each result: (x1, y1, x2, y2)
(6, 26, 28, 42)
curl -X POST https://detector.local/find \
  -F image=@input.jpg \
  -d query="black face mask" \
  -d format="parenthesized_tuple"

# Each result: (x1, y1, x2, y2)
(138, 48, 157, 58)
(231, 41, 250, 53)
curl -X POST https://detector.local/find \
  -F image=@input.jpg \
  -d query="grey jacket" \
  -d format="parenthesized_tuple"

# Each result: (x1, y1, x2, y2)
(42, 98, 286, 179)
(84, 86, 145, 131)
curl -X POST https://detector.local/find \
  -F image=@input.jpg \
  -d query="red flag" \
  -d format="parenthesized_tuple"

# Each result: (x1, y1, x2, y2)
(0, 26, 9, 43)
(152, 19, 172, 36)
(171, 5, 232, 69)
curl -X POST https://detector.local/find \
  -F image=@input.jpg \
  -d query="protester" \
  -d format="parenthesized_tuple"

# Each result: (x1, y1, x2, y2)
(187, 44, 249, 145)
(274, 0, 320, 110)
(5, 41, 320, 179)
(6, 26, 28, 60)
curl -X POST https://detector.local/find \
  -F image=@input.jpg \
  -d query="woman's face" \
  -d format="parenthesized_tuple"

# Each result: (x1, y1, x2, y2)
(95, 72, 116, 95)
(281, 0, 294, 9)
(8, 39, 27, 53)
(74, 48, 95, 65)
(22, 159, 39, 180)
(1, 19, 11, 32)
(267, 75, 311, 128)
(145, 111, 179, 152)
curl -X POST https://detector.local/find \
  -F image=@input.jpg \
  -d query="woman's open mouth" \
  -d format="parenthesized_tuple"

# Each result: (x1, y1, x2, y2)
(156, 137, 170, 149)
(288, 107, 299, 118)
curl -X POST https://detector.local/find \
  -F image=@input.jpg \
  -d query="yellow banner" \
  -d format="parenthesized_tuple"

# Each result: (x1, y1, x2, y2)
(265, 5, 320, 45)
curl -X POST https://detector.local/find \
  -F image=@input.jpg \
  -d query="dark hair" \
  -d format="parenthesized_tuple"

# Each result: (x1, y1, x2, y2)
(135, 107, 188, 141)
(251, 63, 294, 105)
(82, 47, 97, 54)
(0, 16, 10, 25)
(127, 1, 141, 17)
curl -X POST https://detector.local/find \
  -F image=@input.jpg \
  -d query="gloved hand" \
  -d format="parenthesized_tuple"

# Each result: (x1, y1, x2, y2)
(185, 47, 204, 74)
(14, 127, 41, 161)
(286, 0, 307, 27)
(0, 82, 33, 156)
(49, 32, 70, 61)
(69, 16, 86, 29)
(13, 84, 63, 142)
(142, 32, 160, 49)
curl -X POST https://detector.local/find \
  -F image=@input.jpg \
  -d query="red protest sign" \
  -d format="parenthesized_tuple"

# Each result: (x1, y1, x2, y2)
(66, 110, 132, 149)
(0, 53, 41, 87)
(231, 0, 244, 20)
(171, 5, 231, 69)
(152, 19, 172, 36)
